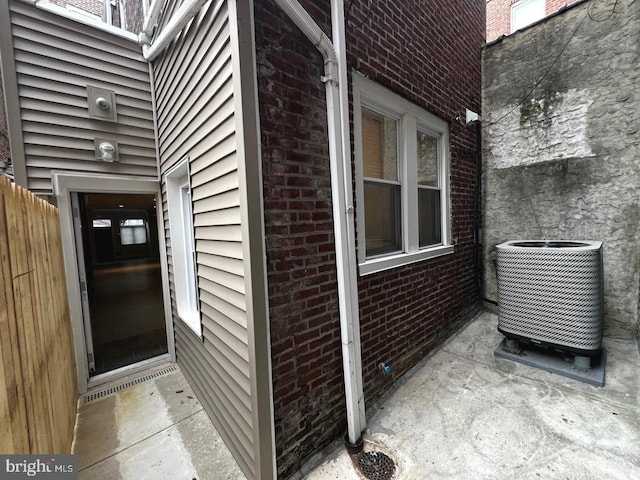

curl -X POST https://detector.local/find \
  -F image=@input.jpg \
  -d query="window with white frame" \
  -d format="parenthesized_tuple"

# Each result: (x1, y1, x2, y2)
(511, 0, 545, 33)
(353, 74, 453, 275)
(165, 157, 201, 337)
(119, 218, 148, 245)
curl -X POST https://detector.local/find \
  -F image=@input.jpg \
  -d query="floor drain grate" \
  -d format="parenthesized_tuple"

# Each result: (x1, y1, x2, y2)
(354, 450, 396, 480)
(83, 365, 178, 403)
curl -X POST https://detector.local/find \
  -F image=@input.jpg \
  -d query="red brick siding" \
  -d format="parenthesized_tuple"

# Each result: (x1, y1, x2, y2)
(255, 2, 345, 477)
(122, 0, 145, 34)
(346, 0, 483, 410)
(487, 0, 583, 42)
(256, 1, 483, 477)
(487, 0, 513, 41)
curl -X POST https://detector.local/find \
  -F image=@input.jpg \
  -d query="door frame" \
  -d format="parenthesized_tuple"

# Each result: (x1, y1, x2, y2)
(53, 172, 175, 394)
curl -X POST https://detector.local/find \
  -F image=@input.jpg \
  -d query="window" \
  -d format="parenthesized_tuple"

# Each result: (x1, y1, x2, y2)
(92, 218, 111, 228)
(353, 74, 452, 275)
(165, 157, 201, 337)
(119, 218, 147, 245)
(511, 0, 545, 32)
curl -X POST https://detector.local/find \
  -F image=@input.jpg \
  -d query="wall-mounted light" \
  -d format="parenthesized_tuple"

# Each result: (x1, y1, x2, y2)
(99, 142, 116, 162)
(94, 138, 119, 162)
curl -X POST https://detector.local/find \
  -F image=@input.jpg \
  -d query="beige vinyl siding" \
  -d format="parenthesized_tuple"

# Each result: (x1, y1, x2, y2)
(7, 0, 156, 194)
(154, 1, 261, 478)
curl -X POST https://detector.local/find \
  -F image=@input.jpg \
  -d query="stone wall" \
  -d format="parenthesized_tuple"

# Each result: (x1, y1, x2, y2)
(482, 0, 640, 340)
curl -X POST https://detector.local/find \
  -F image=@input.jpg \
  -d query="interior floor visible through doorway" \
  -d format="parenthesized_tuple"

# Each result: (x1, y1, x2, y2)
(89, 260, 167, 375)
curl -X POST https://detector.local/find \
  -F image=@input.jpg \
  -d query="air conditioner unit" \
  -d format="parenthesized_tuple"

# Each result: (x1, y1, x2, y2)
(496, 240, 604, 356)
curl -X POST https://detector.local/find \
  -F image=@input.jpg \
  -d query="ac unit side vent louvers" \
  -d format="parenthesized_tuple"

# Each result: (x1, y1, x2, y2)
(496, 240, 604, 354)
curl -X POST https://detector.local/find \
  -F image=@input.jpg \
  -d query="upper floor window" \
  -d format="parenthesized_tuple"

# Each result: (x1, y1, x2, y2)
(511, 0, 545, 32)
(353, 74, 453, 275)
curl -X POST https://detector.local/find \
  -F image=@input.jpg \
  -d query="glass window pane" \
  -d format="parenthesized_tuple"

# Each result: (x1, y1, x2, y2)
(120, 226, 147, 245)
(92, 218, 111, 228)
(417, 131, 438, 187)
(364, 182, 401, 256)
(362, 108, 398, 181)
(511, 0, 545, 32)
(133, 226, 147, 244)
(418, 188, 441, 247)
(120, 227, 134, 245)
(120, 218, 145, 226)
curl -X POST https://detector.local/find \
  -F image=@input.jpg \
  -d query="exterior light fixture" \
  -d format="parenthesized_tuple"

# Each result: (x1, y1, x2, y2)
(99, 142, 115, 162)
(94, 138, 119, 162)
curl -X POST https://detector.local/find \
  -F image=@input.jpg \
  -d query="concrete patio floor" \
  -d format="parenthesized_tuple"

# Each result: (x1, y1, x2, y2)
(73, 311, 640, 479)
(73, 364, 245, 480)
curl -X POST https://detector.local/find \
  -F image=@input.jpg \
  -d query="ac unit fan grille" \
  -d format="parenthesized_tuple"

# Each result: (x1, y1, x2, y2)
(497, 246, 603, 352)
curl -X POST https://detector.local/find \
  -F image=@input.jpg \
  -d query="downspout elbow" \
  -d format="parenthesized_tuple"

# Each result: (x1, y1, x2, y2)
(141, 0, 163, 40)
(274, 0, 338, 83)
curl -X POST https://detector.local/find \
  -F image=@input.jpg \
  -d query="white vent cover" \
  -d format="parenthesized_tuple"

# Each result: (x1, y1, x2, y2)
(496, 240, 604, 353)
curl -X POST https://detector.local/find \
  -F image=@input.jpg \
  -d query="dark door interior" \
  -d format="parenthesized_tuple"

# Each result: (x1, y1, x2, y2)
(78, 193, 168, 376)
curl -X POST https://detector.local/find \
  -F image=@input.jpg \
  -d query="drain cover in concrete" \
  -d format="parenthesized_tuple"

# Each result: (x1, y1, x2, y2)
(353, 450, 396, 480)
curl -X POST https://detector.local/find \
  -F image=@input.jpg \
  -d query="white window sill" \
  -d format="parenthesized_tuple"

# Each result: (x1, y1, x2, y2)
(359, 245, 455, 276)
(178, 310, 202, 338)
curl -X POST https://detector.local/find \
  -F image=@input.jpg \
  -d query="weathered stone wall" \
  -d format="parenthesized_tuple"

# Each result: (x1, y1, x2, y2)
(483, 0, 640, 340)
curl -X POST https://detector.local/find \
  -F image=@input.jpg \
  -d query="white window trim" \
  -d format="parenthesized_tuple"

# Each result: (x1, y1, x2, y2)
(165, 157, 202, 338)
(353, 73, 453, 276)
(31, 1, 137, 41)
(511, 0, 545, 33)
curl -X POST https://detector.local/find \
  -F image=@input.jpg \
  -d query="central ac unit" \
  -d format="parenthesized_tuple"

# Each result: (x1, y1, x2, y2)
(496, 240, 604, 356)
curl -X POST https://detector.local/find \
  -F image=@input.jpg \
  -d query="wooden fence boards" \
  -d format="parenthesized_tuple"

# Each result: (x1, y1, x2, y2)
(0, 176, 77, 454)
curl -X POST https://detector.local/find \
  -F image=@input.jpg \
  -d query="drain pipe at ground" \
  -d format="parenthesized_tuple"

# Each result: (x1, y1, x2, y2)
(274, 0, 366, 449)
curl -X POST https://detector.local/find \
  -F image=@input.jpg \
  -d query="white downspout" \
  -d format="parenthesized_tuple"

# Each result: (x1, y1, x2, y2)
(274, 0, 365, 446)
(330, 0, 366, 435)
(104, 0, 113, 26)
(142, 0, 211, 61)
(139, 0, 163, 44)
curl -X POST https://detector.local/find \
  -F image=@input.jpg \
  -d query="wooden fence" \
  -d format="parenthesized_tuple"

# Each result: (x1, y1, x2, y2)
(0, 176, 77, 454)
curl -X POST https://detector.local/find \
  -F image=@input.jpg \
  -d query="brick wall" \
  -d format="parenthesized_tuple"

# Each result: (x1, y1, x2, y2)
(255, 2, 345, 477)
(122, 0, 144, 34)
(487, 0, 512, 41)
(487, 0, 583, 42)
(256, 1, 483, 477)
(346, 0, 483, 414)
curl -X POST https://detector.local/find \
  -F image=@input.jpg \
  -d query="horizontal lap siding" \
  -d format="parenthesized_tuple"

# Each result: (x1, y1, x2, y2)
(8, 0, 156, 194)
(153, 2, 256, 478)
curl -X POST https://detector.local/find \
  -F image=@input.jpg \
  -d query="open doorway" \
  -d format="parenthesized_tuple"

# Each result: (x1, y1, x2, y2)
(74, 192, 168, 376)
